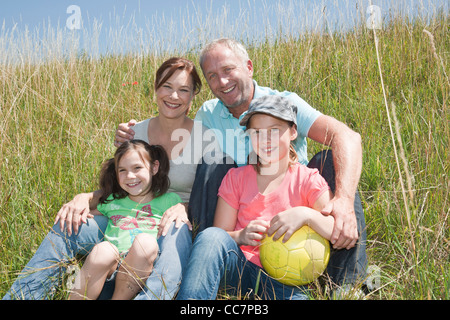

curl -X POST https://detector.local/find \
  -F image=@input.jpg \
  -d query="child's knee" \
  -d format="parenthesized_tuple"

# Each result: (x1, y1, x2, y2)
(197, 227, 230, 244)
(89, 241, 119, 268)
(131, 233, 158, 261)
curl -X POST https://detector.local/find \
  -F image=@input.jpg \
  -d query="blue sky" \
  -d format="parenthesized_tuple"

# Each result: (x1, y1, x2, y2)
(1, 0, 448, 60)
(2, 0, 447, 28)
(2, 0, 250, 30)
(2, 1, 205, 27)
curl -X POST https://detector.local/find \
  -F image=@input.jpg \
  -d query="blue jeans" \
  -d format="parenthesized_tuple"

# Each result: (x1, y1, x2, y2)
(176, 227, 309, 300)
(188, 154, 237, 234)
(3, 216, 192, 300)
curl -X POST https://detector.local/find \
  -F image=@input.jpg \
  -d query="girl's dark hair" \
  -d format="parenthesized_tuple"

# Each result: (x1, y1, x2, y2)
(154, 57, 202, 95)
(98, 140, 170, 204)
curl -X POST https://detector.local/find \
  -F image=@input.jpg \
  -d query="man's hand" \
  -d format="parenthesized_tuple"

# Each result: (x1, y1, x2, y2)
(321, 196, 358, 250)
(114, 119, 137, 147)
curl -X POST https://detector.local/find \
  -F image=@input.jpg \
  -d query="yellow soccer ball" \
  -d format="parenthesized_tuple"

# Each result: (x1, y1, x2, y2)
(260, 226, 330, 286)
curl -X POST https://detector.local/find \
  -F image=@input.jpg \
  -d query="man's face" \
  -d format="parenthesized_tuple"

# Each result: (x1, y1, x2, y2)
(201, 45, 254, 117)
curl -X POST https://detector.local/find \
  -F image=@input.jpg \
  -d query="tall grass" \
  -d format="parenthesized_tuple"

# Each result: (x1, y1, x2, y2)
(0, 1, 448, 299)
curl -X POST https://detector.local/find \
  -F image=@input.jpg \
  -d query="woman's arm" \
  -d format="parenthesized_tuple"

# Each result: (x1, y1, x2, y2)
(214, 197, 269, 247)
(54, 190, 103, 236)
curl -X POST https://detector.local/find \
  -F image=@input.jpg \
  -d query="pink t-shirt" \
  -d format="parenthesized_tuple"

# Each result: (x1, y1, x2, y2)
(218, 163, 330, 267)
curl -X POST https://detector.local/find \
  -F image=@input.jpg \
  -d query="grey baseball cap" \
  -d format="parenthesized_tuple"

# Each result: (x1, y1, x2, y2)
(239, 95, 298, 128)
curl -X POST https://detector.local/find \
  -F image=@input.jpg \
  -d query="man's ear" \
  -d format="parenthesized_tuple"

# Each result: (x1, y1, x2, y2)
(247, 59, 254, 77)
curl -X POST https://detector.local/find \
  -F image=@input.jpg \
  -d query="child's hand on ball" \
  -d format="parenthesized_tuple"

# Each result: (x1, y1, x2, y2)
(238, 219, 270, 246)
(268, 207, 312, 242)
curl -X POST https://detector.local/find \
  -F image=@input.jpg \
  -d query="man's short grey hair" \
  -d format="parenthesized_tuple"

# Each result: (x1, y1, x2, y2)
(199, 38, 250, 70)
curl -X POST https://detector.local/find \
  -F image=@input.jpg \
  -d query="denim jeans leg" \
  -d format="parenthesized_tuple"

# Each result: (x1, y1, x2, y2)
(133, 222, 192, 300)
(176, 227, 248, 300)
(307, 149, 368, 286)
(218, 245, 309, 300)
(188, 155, 236, 236)
(176, 227, 310, 300)
(3, 215, 107, 300)
(257, 270, 310, 300)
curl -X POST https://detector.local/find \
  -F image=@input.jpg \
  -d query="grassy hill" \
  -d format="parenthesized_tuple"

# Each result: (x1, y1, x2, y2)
(0, 9, 448, 299)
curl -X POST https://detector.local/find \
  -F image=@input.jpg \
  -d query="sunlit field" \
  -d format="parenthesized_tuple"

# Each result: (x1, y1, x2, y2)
(0, 1, 448, 299)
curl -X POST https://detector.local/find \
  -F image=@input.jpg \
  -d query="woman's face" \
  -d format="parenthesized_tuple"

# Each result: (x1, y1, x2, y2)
(156, 69, 195, 119)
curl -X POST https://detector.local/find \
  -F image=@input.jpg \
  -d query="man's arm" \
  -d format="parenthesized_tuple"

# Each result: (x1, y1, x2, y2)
(114, 119, 137, 147)
(307, 115, 362, 250)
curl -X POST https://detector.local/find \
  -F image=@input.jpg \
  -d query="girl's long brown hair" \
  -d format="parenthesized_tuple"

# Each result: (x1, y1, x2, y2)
(98, 140, 170, 204)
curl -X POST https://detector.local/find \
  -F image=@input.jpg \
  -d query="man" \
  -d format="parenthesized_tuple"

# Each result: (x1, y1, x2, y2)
(196, 38, 363, 250)
(117, 38, 367, 293)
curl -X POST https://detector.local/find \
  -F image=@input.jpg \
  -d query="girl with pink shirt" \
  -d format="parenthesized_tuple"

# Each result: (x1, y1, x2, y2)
(176, 95, 335, 300)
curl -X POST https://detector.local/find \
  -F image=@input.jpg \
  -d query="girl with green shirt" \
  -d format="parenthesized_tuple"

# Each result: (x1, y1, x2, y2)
(61, 140, 181, 300)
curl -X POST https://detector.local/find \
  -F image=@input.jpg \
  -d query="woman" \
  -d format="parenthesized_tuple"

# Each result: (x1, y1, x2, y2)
(61, 57, 222, 237)
(3, 57, 232, 300)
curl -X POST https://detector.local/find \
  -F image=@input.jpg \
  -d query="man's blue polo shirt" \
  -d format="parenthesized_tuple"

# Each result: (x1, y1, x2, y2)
(194, 80, 321, 166)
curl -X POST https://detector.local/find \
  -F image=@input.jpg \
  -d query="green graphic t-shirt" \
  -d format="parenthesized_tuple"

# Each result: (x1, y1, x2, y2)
(97, 193, 182, 253)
